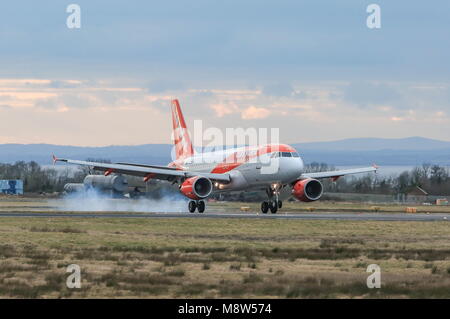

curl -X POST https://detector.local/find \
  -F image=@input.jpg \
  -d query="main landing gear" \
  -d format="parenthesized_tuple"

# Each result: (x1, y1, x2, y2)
(261, 200, 282, 214)
(260, 185, 283, 214)
(188, 200, 205, 213)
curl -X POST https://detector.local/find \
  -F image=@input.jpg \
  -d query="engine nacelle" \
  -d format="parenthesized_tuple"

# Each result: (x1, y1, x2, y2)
(180, 176, 213, 200)
(63, 183, 85, 193)
(292, 178, 323, 202)
(83, 175, 128, 192)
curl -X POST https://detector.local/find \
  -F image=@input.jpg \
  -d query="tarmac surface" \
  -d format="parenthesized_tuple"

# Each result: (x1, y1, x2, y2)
(0, 211, 449, 221)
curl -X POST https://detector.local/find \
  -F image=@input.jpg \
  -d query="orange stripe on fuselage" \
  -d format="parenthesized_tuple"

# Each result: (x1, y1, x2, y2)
(210, 144, 295, 174)
(210, 162, 242, 174)
(167, 144, 296, 174)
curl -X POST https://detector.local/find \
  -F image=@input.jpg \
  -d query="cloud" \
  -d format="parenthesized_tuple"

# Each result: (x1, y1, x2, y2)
(343, 82, 402, 108)
(34, 98, 59, 110)
(0, 1, 449, 85)
(1, 74, 450, 145)
(0, 79, 51, 86)
(146, 80, 185, 93)
(211, 102, 239, 117)
(34, 94, 95, 111)
(241, 106, 271, 119)
(262, 83, 294, 97)
(48, 80, 83, 89)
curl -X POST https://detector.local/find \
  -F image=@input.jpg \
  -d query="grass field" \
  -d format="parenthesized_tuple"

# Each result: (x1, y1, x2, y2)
(209, 200, 450, 214)
(0, 197, 449, 298)
(1, 196, 450, 214)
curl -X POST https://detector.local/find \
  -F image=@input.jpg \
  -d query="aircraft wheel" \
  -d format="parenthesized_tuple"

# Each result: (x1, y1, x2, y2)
(269, 200, 278, 214)
(278, 200, 283, 209)
(188, 201, 197, 213)
(197, 200, 205, 213)
(261, 201, 269, 214)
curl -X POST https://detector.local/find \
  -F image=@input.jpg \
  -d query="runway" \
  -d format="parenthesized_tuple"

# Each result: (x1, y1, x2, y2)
(0, 211, 449, 221)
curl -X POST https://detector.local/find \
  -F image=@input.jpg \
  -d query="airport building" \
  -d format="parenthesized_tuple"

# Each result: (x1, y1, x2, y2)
(0, 180, 24, 195)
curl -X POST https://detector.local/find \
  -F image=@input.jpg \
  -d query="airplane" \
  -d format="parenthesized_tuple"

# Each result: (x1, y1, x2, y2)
(53, 99, 377, 214)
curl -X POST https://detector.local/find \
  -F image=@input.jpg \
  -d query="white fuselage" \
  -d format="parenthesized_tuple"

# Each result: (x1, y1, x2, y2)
(171, 144, 304, 192)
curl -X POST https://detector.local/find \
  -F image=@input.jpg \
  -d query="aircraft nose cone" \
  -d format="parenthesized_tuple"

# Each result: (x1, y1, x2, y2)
(281, 157, 304, 182)
(298, 157, 305, 173)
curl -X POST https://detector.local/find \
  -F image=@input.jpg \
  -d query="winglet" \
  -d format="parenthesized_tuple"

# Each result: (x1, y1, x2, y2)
(52, 154, 58, 165)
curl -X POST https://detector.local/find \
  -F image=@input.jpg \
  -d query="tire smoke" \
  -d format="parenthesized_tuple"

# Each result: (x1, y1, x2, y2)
(54, 188, 189, 213)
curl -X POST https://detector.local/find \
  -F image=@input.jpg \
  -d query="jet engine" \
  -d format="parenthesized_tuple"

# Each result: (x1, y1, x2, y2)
(292, 178, 323, 202)
(83, 175, 128, 192)
(180, 176, 213, 200)
(63, 175, 128, 197)
(63, 183, 85, 193)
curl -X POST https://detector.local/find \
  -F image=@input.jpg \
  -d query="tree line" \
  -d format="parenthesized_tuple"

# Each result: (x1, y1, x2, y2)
(0, 161, 449, 195)
(306, 162, 450, 195)
(0, 161, 85, 193)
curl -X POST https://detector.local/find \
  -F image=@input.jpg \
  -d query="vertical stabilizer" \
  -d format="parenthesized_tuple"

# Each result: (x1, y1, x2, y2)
(171, 99, 194, 160)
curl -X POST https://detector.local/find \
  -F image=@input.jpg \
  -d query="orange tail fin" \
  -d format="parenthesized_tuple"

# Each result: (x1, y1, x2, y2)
(171, 99, 194, 160)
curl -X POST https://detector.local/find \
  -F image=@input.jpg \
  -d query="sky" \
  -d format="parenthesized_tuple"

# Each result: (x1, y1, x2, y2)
(0, 1, 449, 146)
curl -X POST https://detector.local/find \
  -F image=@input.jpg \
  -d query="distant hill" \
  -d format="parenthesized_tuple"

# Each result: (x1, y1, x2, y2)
(292, 137, 450, 166)
(293, 137, 450, 151)
(1, 137, 450, 166)
(0, 144, 172, 166)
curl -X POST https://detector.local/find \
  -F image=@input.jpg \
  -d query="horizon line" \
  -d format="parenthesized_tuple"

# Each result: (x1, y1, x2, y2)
(0, 136, 449, 148)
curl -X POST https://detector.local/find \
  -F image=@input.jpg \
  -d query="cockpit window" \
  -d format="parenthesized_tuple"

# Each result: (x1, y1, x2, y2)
(272, 151, 299, 158)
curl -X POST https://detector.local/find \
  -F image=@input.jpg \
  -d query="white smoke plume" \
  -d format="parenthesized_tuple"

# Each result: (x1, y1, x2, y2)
(53, 188, 189, 213)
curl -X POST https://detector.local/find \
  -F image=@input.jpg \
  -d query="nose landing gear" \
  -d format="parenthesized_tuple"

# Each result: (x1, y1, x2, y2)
(188, 200, 206, 213)
(260, 185, 283, 214)
(269, 200, 278, 214)
(261, 201, 269, 214)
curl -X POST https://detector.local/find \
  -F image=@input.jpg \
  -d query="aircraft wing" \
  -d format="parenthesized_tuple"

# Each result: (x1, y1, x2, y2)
(52, 156, 231, 183)
(299, 165, 378, 180)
